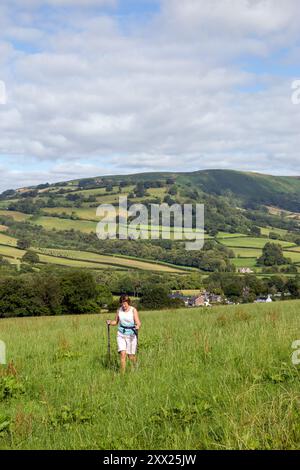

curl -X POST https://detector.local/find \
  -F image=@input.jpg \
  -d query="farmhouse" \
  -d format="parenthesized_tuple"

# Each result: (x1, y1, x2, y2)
(238, 267, 254, 274)
(188, 293, 208, 307)
(169, 290, 224, 308)
(254, 294, 273, 303)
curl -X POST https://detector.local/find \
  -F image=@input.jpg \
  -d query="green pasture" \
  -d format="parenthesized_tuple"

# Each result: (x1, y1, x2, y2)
(220, 237, 295, 249)
(1, 301, 300, 449)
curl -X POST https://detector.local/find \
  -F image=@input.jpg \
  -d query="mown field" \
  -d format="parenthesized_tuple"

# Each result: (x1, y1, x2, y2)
(220, 237, 295, 249)
(0, 243, 188, 274)
(1, 300, 300, 450)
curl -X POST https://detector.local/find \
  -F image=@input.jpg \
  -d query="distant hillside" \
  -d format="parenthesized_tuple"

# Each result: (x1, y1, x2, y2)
(179, 170, 300, 212)
(6, 169, 300, 213)
(1, 168, 300, 276)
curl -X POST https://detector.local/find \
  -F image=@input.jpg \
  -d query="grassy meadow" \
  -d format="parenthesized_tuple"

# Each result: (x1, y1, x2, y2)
(1, 300, 300, 450)
(0, 242, 189, 274)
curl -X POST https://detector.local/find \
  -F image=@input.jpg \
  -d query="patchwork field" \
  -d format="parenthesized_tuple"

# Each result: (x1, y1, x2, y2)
(0, 203, 299, 274)
(0, 241, 189, 274)
(37, 248, 189, 273)
(0, 233, 18, 247)
(231, 258, 258, 268)
(220, 237, 295, 249)
(1, 301, 300, 450)
(0, 210, 30, 222)
(38, 253, 121, 270)
(216, 232, 249, 239)
(229, 248, 263, 258)
(42, 207, 101, 221)
(282, 251, 300, 263)
(31, 216, 97, 233)
(259, 227, 288, 237)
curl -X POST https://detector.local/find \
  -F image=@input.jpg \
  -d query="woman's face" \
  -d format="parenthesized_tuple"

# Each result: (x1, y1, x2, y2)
(122, 301, 129, 310)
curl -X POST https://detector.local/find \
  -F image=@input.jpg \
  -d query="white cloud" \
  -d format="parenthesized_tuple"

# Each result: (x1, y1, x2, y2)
(12, 0, 116, 7)
(0, 0, 300, 191)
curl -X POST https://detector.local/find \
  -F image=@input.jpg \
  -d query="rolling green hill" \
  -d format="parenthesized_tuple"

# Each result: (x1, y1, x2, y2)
(178, 170, 300, 211)
(3, 169, 300, 210)
(74, 169, 300, 212)
(0, 169, 300, 275)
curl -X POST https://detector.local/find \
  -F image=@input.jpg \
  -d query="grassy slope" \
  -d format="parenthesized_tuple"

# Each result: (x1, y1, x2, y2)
(10, 169, 300, 209)
(1, 301, 300, 450)
(37, 248, 189, 273)
(219, 237, 295, 249)
(178, 170, 300, 206)
(0, 242, 189, 273)
(32, 216, 96, 233)
(0, 210, 30, 222)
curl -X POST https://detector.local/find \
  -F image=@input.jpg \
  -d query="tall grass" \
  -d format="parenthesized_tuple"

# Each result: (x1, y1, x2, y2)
(1, 301, 300, 449)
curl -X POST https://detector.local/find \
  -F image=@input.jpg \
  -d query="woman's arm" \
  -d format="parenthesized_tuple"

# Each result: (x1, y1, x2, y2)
(133, 308, 141, 330)
(106, 311, 119, 326)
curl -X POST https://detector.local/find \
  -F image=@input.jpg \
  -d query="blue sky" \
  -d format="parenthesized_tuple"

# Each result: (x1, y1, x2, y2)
(1, 0, 300, 191)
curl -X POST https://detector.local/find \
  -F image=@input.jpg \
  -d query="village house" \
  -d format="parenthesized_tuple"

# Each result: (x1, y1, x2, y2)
(169, 290, 224, 308)
(238, 267, 254, 274)
(209, 293, 223, 303)
(188, 293, 209, 307)
(254, 294, 273, 303)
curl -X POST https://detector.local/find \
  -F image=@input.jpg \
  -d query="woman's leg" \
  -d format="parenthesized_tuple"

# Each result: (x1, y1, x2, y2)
(128, 335, 137, 367)
(119, 351, 127, 373)
(128, 354, 137, 365)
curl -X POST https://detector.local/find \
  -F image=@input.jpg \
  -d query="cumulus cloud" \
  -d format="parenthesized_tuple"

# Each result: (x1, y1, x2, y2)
(0, 0, 300, 190)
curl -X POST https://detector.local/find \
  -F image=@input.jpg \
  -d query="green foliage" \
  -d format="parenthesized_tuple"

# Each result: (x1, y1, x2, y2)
(204, 272, 271, 301)
(140, 285, 170, 310)
(286, 277, 300, 298)
(96, 285, 113, 308)
(0, 255, 10, 267)
(60, 270, 101, 314)
(17, 238, 31, 250)
(269, 231, 281, 240)
(107, 299, 120, 312)
(250, 226, 261, 236)
(0, 414, 11, 436)
(0, 376, 25, 401)
(140, 285, 184, 310)
(0, 270, 103, 317)
(258, 242, 291, 267)
(48, 405, 93, 429)
(22, 250, 40, 265)
(168, 185, 178, 196)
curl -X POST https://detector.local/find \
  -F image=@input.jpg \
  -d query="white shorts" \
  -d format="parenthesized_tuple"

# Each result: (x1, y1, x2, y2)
(117, 332, 137, 355)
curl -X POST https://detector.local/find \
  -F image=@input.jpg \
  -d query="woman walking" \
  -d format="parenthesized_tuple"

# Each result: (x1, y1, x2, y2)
(106, 294, 141, 373)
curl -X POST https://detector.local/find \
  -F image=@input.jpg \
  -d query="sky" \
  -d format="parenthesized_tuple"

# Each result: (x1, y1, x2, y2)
(1, 0, 300, 192)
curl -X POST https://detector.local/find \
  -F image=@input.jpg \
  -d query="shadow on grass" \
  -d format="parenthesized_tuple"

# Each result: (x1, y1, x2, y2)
(91, 354, 141, 375)
(92, 354, 120, 372)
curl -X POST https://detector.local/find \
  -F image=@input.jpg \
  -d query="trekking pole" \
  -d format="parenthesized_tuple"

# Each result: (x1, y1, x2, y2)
(135, 328, 139, 356)
(107, 322, 111, 365)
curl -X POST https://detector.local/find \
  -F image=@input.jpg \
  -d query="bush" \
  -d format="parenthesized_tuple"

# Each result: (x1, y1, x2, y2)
(22, 251, 40, 264)
(17, 238, 31, 250)
(60, 270, 101, 314)
(140, 285, 182, 310)
(0, 269, 112, 318)
(258, 242, 290, 266)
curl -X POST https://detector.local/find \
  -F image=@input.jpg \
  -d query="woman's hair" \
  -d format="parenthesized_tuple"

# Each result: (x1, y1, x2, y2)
(119, 294, 131, 305)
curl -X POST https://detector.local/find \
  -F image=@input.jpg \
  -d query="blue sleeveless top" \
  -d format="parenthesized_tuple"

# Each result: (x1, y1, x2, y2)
(118, 306, 136, 336)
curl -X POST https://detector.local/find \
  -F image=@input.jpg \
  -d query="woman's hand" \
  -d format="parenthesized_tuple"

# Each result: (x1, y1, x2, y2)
(106, 320, 111, 325)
